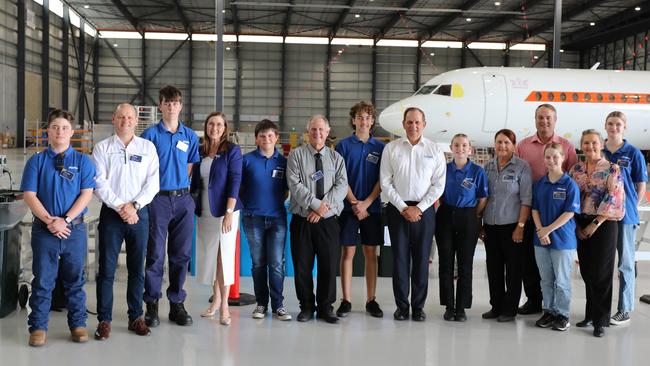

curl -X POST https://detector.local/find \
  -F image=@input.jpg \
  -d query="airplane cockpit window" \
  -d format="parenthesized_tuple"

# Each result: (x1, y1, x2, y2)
(415, 85, 438, 95)
(434, 84, 452, 96)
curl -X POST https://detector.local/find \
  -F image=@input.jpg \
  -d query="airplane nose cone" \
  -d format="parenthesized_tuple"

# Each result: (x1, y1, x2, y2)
(379, 100, 405, 135)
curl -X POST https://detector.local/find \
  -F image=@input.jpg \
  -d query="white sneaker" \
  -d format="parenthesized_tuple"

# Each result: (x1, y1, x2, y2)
(252, 305, 267, 319)
(273, 307, 292, 321)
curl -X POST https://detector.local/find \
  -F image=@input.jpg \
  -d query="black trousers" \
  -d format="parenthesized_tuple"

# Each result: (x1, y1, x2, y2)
(435, 205, 479, 309)
(576, 216, 617, 327)
(484, 223, 522, 317)
(290, 215, 340, 313)
(387, 203, 435, 311)
(521, 219, 543, 304)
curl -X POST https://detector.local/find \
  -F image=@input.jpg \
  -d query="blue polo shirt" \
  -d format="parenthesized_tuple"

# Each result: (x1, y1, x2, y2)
(604, 139, 648, 225)
(20, 146, 96, 217)
(141, 120, 200, 191)
(442, 160, 488, 208)
(335, 134, 385, 213)
(532, 173, 580, 250)
(241, 148, 287, 217)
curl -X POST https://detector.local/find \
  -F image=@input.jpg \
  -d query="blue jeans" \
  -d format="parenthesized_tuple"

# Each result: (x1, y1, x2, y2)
(534, 246, 574, 318)
(28, 221, 88, 332)
(96, 205, 149, 322)
(616, 223, 638, 312)
(242, 214, 287, 311)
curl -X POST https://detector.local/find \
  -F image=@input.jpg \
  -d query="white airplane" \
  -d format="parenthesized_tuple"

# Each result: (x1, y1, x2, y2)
(379, 66, 650, 149)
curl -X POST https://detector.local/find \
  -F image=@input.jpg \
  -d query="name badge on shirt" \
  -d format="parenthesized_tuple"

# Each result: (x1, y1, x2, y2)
(311, 170, 324, 181)
(552, 191, 566, 200)
(272, 169, 284, 179)
(129, 154, 142, 163)
(366, 154, 379, 164)
(617, 158, 630, 168)
(60, 169, 75, 181)
(502, 174, 516, 182)
(176, 140, 189, 152)
(461, 178, 474, 190)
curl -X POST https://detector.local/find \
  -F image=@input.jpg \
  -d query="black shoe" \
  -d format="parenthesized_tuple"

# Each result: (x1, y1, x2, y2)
(497, 314, 515, 322)
(482, 309, 499, 319)
(169, 302, 193, 326)
(336, 300, 351, 318)
(412, 309, 426, 322)
(593, 325, 605, 337)
(145, 301, 160, 327)
(552, 315, 570, 331)
(517, 300, 542, 315)
(535, 312, 556, 328)
(443, 307, 455, 321)
(576, 319, 593, 328)
(454, 310, 467, 322)
(393, 308, 409, 321)
(316, 311, 339, 324)
(365, 299, 383, 318)
(296, 310, 314, 322)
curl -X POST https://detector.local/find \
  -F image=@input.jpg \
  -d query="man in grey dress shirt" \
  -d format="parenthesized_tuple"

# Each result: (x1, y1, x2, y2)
(287, 115, 348, 324)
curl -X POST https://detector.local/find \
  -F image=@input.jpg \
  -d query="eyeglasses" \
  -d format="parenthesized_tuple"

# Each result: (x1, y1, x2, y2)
(55, 153, 65, 172)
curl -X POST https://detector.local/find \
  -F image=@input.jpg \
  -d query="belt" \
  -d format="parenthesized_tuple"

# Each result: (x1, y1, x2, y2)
(33, 216, 84, 227)
(158, 188, 190, 197)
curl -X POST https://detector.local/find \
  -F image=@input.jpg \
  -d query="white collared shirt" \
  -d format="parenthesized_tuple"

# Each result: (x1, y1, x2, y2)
(93, 134, 160, 211)
(380, 136, 446, 212)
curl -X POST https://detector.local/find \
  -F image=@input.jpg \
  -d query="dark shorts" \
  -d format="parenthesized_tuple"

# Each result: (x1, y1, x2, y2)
(338, 211, 384, 246)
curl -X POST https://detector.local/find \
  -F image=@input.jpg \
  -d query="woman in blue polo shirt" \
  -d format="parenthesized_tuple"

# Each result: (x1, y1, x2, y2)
(603, 111, 648, 326)
(191, 112, 242, 326)
(531, 143, 580, 332)
(435, 134, 488, 322)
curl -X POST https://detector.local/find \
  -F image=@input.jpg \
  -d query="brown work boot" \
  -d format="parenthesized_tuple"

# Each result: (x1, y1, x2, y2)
(94, 321, 111, 340)
(128, 317, 151, 336)
(28, 330, 47, 347)
(70, 327, 89, 343)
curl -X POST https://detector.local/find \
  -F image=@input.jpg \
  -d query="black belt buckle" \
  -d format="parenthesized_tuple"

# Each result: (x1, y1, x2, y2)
(160, 188, 189, 197)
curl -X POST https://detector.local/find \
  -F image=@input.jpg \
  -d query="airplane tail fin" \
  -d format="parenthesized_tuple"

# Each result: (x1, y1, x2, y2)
(590, 62, 601, 70)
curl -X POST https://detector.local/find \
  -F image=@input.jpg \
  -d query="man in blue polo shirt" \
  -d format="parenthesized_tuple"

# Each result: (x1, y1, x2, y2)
(334, 101, 385, 319)
(141, 85, 200, 327)
(21, 109, 96, 346)
(241, 119, 291, 321)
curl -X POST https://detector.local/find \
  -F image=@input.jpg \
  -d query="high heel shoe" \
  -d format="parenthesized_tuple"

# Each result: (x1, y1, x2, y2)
(201, 305, 219, 317)
(220, 311, 231, 326)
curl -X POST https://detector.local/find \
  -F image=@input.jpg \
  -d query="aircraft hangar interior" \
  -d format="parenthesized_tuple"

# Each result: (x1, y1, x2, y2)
(0, 0, 649, 365)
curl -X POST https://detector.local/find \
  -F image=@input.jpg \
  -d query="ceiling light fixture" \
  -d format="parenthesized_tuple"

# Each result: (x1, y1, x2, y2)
(466, 18, 472, 22)
(590, 22, 595, 26)
(113, 43, 118, 47)
(494, 2, 501, 6)
(355, 14, 360, 18)
(635, 6, 641, 11)
(84, 5, 89, 9)
(429, 52, 435, 56)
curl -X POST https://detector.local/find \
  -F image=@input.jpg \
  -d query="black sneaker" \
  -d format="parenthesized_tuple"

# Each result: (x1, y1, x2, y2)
(610, 311, 630, 325)
(552, 315, 570, 331)
(145, 301, 160, 327)
(535, 312, 556, 328)
(576, 319, 593, 328)
(336, 300, 352, 318)
(454, 310, 467, 322)
(443, 307, 455, 321)
(517, 300, 542, 315)
(365, 299, 383, 318)
(169, 302, 193, 326)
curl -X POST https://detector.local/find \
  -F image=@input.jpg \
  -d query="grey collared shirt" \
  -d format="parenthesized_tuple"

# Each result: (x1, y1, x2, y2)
(287, 143, 348, 218)
(483, 155, 532, 225)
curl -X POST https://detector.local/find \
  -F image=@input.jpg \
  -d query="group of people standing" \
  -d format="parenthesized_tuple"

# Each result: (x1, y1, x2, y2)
(20, 82, 646, 347)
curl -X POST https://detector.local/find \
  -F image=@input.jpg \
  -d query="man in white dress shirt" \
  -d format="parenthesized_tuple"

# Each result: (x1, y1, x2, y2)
(380, 107, 446, 321)
(92, 103, 160, 340)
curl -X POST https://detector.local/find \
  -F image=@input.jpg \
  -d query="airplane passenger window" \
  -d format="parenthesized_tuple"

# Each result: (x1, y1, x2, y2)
(547, 92, 555, 101)
(631, 95, 640, 103)
(415, 85, 438, 95)
(609, 94, 616, 102)
(572, 93, 579, 101)
(646, 95, 650, 103)
(535, 92, 542, 101)
(597, 94, 603, 101)
(560, 93, 566, 101)
(584, 93, 592, 101)
(434, 84, 452, 96)
(621, 95, 627, 102)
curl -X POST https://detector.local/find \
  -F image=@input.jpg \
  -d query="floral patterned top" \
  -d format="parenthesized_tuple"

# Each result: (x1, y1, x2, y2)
(568, 158, 625, 220)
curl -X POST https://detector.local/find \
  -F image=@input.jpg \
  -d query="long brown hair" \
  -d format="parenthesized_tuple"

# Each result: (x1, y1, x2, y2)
(201, 112, 230, 155)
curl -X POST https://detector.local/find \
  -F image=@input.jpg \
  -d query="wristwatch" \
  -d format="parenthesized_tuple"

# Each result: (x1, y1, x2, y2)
(64, 216, 73, 224)
(591, 218, 600, 226)
(133, 201, 141, 210)
(226, 208, 234, 214)
(517, 222, 525, 228)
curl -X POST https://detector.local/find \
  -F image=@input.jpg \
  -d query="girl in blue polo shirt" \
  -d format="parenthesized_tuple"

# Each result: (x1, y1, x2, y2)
(531, 143, 580, 331)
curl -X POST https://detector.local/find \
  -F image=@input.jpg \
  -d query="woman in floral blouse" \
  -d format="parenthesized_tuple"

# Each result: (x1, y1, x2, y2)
(568, 129, 625, 338)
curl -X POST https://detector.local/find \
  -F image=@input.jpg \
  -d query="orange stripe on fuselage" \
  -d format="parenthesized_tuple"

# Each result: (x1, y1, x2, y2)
(525, 91, 650, 104)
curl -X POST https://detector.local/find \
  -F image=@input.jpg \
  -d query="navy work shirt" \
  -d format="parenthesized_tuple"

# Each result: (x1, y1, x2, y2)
(241, 148, 287, 218)
(532, 173, 580, 250)
(442, 160, 489, 208)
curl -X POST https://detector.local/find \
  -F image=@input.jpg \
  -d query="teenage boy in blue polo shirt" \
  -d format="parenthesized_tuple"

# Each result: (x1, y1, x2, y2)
(531, 143, 580, 332)
(141, 85, 200, 327)
(241, 119, 291, 321)
(21, 109, 96, 346)
(334, 101, 385, 318)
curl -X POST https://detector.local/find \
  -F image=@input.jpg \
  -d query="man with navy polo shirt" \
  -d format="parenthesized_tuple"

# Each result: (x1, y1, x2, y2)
(141, 86, 200, 327)
(21, 109, 96, 346)
(334, 101, 385, 318)
(92, 103, 159, 340)
(241, 119, 291, 321)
